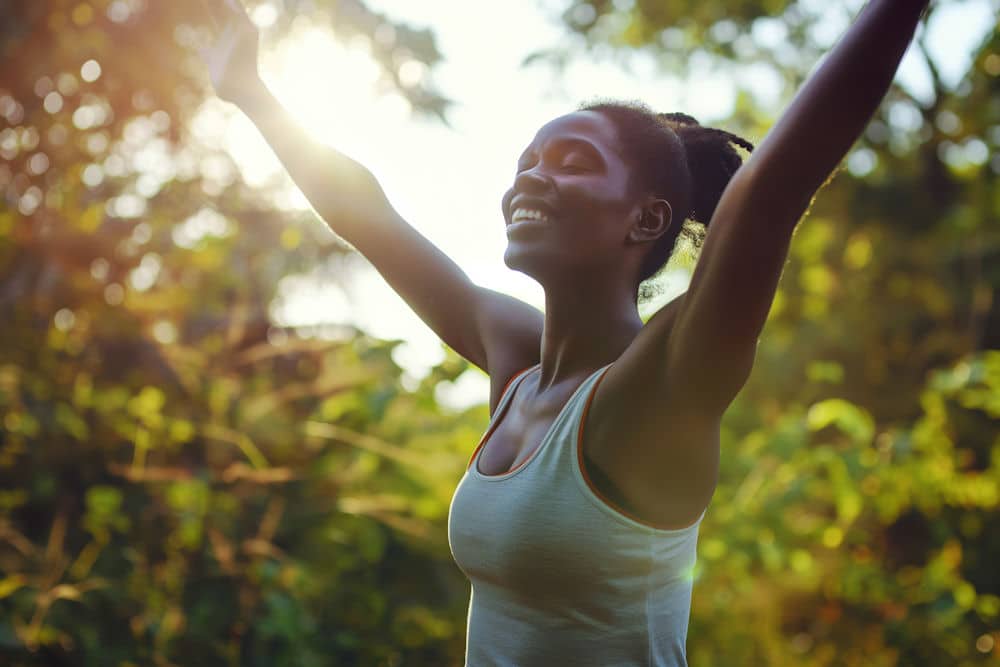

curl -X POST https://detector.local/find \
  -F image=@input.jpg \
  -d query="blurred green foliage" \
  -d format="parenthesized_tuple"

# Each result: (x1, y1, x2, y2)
(1, 0, 999, 665)
(0, 1, 469, 665)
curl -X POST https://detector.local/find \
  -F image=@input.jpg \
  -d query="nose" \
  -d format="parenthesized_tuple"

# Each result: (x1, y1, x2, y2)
(503, 164, 554, 222)
(513, 164, 553, 194)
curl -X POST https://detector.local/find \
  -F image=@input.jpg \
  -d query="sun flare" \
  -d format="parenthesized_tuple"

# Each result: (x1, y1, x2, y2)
(202, 18, 462, 388)
(262, 25, 411, 152)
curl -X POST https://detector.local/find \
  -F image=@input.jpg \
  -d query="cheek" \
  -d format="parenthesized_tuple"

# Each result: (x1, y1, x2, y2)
(562, 175, 633, 213)
(561, 183, 635, 239)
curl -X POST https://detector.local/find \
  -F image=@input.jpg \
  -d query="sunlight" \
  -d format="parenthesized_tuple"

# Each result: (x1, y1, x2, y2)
(262, 26, 410, 153)
(209, 19, 461, 391)
(196, 2, 749, 401)
(212, 21, 414, 204)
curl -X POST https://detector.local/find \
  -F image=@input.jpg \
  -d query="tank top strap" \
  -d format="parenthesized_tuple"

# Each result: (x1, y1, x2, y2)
(465, 364, 539, 470)
(542, 362, 614, 460)
(495, 364, 540, 415)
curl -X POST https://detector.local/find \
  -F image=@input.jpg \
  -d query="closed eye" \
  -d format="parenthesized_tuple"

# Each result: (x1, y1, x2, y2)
(559, 148, 598, 172)
(514, 148, 598, 175)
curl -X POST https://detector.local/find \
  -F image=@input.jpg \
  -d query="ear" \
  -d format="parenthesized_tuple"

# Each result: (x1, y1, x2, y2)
(627, 198, 673, 244)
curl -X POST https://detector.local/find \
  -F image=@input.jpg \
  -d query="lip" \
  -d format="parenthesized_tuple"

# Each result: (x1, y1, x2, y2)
(505, 218, 547, 236)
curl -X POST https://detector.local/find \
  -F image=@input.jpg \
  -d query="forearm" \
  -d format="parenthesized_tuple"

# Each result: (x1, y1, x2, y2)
(232, 79, 396, 242)
(743, 0, 929, 216)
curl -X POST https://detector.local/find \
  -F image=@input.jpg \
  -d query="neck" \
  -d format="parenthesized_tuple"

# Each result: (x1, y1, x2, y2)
(536, 273, 642, 391)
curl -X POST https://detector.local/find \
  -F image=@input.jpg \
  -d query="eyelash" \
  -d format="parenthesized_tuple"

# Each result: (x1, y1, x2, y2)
(516, 159, 590, 174)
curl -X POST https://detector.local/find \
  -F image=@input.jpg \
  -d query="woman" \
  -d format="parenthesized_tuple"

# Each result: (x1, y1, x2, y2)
(200, 0, 929, 664)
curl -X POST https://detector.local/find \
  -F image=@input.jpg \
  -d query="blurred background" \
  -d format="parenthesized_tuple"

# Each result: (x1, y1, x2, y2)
(1, 0, 999, 664)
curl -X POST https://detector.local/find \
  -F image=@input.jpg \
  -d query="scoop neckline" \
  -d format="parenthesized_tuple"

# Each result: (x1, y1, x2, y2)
(473, 364, 608, 481)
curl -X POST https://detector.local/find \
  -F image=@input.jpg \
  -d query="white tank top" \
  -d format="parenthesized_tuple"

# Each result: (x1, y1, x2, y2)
(448, 363, 704, 666)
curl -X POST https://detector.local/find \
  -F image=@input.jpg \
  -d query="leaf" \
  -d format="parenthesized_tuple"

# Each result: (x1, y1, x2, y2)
(807, 398, 875, 444)
(0, 575, 26, 599)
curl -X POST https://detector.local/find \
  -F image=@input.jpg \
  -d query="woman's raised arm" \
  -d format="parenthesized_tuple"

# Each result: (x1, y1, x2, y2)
(198, 1, 543, 388)
(737, 0, 930, 216)
(659, 0, 930, 411)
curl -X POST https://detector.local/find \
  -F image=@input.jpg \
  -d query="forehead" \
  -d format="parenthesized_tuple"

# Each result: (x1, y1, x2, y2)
(523, 110, 622, 156)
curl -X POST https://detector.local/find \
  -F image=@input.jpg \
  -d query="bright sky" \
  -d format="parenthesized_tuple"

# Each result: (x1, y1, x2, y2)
(213, 0, 994, 409)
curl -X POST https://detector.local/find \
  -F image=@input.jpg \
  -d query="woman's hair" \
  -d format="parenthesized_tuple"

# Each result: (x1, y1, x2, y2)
(581, 100, 754, 298)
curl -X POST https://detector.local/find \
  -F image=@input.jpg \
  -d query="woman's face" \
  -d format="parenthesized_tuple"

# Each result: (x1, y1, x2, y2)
(501, 110, 644, 283)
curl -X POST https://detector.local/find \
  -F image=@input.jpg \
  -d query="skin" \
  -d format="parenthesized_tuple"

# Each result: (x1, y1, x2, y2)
(199, 0, 930, 529)
(499, 110, 672, 392)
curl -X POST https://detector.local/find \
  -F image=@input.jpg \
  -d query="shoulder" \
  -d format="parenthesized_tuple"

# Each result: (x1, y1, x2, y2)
(578, 316, 722, 527)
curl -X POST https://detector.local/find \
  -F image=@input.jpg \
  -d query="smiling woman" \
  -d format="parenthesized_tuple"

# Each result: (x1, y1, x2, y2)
(195, 0, 931, 664)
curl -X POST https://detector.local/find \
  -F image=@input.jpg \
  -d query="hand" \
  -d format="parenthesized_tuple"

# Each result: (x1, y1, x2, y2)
(198, 0, 262, 104)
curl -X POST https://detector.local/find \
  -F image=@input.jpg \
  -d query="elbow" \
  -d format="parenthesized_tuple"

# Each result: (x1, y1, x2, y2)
(315, 168, 396, 228)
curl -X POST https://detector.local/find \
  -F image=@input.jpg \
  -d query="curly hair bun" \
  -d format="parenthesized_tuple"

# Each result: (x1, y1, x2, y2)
(657, 113, 754, 225)
(580, 99, 754, 293)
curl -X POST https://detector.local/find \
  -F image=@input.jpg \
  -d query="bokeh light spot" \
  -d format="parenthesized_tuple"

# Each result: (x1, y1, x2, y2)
(43, 91, 63, 114)
(71, 3, 95, 26)
(27, 152, 50, 175)
(152, 321, 178, 344)
(847, 148, 876, 177)
(90, 257, 110, 281)
(18, 186, 42, 215)
(80, 59, 102, 82)
(985, 54, 1000, 76)
(107, 1, 130, 23)
(82, 164, 104, 188)
(33, 76, 54, 98)
(54, 308, 76, 331)
(822, 526, 843, 548)
(251, 2, 278, 27)
(57, 73, 79, 96)
(103, 283, 124, 305)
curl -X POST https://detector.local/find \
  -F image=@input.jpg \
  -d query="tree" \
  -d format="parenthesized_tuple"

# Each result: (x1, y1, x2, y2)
(0, 1, 476, 664)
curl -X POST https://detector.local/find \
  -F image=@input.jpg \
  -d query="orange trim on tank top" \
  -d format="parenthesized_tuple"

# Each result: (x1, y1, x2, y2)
(466, 365, 537, 470)
(575, 365, 688, 531)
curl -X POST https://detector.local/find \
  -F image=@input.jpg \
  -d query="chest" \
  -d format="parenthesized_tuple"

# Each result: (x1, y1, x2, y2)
(476, 376, 642, 520)
(477, 368, 713, 530)
(476, 391, 571, 476)
(452, 449, 665, 612)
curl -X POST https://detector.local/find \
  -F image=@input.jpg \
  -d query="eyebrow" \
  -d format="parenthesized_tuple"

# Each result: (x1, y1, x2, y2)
(517, 137, 604, 167)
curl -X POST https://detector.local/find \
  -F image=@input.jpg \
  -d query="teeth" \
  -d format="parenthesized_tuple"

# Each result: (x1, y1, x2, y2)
(511, 208, 550, 224)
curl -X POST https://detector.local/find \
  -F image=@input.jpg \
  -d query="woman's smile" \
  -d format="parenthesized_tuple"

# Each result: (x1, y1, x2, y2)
(510, 208, 552, 224)
(507, 203, 556, 237)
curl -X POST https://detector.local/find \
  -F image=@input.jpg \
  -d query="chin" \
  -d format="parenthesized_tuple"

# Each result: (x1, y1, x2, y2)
(503, 243, 538, 274)
(503, 244, 562, 286)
